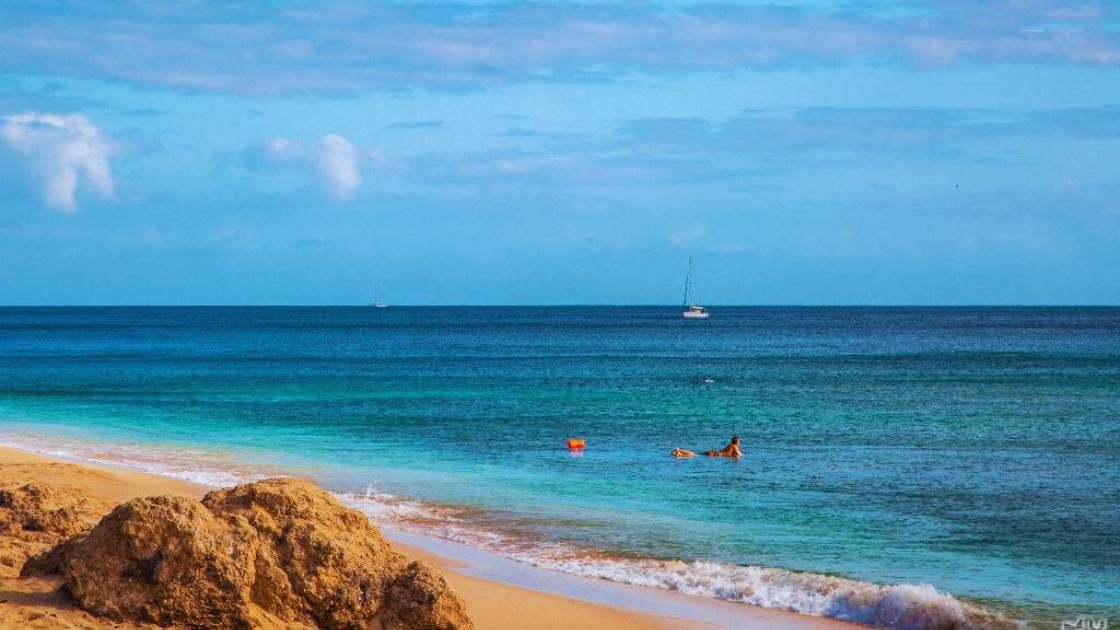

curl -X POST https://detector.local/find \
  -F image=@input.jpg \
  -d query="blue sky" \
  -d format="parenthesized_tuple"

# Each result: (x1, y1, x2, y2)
(1, 0, 1118, 304)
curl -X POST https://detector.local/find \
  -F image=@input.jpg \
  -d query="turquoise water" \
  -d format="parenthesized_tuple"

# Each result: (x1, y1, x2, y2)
(1, 307, 1117, 629)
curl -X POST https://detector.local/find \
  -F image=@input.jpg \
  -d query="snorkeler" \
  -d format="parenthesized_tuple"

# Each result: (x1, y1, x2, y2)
(671, 436, 742, 459)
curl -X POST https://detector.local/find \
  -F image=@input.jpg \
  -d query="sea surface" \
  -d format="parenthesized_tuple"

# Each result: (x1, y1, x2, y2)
(1, 306, 1117, 630)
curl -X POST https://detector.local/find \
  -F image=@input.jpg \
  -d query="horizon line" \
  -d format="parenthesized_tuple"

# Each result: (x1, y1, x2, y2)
(2, 304, 1119, 309)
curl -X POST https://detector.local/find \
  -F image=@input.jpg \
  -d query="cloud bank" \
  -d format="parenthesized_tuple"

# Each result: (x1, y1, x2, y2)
(0, 1, 1116, 94)
(0, 112, 114, 211)
(394, 105, 1120, 189)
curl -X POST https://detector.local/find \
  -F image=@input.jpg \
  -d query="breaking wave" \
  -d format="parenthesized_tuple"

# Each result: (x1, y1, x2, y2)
(339, 485, 1019, 630)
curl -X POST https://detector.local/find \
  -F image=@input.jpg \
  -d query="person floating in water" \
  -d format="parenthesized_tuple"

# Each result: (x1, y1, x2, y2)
(671, 436, 742, 459)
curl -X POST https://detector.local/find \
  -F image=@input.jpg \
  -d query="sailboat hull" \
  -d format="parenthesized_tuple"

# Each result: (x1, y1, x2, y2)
(683, 310, 709, 319)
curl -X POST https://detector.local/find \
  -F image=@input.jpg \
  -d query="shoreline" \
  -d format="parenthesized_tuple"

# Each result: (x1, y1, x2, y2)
(0, 434, 1026, 630)
(0, 444, 870, 630)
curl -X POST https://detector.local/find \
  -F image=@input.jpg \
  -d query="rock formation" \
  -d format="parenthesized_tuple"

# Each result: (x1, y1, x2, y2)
(27, 478, 473, 630)
(0, 483, 96, 537)
(0, 483, 101, 577)
(383, 561, 474, 630)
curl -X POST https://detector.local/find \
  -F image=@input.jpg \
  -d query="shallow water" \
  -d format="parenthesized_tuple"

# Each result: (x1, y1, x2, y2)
(1, 306, 1117, 629)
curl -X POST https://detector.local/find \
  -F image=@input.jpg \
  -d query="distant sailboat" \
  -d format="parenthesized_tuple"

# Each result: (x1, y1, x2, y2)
(370, 287, 388, 308)
(682, 257, 709, 319)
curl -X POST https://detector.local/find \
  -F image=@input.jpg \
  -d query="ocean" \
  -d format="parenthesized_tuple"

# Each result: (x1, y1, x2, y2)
(1, 306, 1117, 630)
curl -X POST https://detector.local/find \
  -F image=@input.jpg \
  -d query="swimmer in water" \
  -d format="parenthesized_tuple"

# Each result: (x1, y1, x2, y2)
(671, 436, 742, 459)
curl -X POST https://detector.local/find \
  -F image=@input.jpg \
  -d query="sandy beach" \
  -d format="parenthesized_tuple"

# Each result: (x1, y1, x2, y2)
(0, 445, 869, 630)
(2, 0, 1115, 621)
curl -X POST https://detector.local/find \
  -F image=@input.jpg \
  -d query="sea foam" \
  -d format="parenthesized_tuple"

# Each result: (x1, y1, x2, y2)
(2, 435, 269, 488)
(339, 485, 1018, 630)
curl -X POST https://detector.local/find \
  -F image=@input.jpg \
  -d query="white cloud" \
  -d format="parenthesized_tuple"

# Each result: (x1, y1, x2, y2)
(262, 134, 361, 201)
(0, 112, 115, 212)
(312, 135, 360, 201)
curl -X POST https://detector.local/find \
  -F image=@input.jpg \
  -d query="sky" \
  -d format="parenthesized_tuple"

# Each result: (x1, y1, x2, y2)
(1, 0, 1119, 305)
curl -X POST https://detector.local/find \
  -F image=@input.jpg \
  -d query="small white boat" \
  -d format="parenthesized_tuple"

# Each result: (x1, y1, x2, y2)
(370, 287, 388, 308)
(682, 257, 709, 319)
(683, 304, 708, 319)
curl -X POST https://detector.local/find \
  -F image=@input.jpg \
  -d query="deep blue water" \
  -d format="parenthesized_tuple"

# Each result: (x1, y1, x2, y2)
(1, 306, 1117, 629)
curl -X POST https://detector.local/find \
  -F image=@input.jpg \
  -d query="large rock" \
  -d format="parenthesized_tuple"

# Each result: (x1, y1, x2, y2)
(37, 478, 473, 630)
(1, 483, 101, 577)
(201, 478, 413, 630)
(61, 494, 260, 628)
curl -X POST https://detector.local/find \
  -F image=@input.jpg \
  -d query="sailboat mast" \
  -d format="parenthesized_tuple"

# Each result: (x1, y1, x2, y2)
(681, 256, 709, 318)
(683, 256, 693, 307)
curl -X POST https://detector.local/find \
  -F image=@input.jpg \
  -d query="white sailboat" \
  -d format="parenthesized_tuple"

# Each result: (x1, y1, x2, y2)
(370, 287, 388, 308)
(682, 256, 709, 319)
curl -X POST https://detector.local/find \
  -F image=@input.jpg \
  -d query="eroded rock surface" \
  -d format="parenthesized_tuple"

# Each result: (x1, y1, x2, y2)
(383, 561, 475, 630)
(0, 483, 101, 577)
(60, 494, 260, 628)
(33, 478, 473, 630)
(0, 484, 95, 537)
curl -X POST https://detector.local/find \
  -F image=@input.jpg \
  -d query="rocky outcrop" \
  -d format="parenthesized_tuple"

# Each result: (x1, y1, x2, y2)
(0, 484, 96, 537)
(200, 478, 420, 630)
(383, 562, 475, 630)
(57, 494, 261, 628)
(30, 478, 473, 630)
(0, 483, 101, 577)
